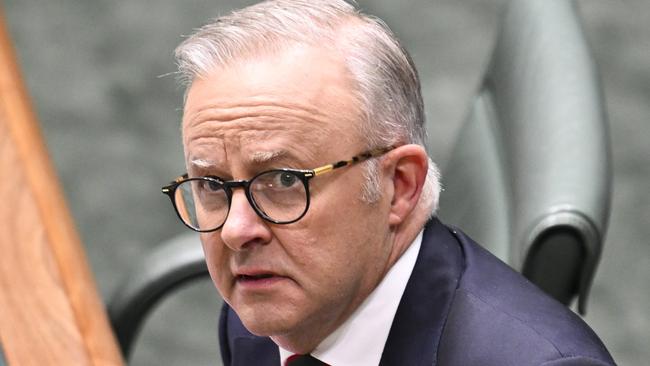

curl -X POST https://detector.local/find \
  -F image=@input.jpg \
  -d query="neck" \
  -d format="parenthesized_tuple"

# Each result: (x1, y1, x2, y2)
(385, 211, 428, 273)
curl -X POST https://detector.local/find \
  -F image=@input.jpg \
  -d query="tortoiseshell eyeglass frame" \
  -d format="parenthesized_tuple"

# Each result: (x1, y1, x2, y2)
(161, 145, 397, 232)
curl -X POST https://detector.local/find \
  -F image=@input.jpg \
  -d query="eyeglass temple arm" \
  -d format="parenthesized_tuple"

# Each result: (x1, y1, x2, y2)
(311, 146, 396, 176)
(162, 174, 189, 193)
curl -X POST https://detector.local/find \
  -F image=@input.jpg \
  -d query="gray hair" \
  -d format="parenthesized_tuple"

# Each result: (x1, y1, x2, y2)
(175, 0, 440, 214)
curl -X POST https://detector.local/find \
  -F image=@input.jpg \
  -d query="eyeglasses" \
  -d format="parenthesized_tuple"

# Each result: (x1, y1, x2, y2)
(162, 146, 395, 232)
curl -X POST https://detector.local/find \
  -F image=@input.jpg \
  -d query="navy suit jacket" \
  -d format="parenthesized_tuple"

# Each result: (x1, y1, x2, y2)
(218, 218, 615, 365)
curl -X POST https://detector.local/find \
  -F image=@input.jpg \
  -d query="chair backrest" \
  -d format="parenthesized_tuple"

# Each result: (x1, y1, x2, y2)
(108, 232, 208, 358)
(438, 0, 611, 314)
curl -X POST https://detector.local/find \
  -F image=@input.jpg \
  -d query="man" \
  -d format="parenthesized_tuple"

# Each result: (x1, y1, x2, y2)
(164, 1, 615, 365)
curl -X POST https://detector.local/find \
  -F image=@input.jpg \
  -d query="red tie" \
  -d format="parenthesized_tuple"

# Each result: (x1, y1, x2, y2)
(285, 354, 328, 366)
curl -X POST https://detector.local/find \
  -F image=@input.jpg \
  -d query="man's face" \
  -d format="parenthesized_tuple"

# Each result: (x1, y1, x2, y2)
(182, 45, 395, 348)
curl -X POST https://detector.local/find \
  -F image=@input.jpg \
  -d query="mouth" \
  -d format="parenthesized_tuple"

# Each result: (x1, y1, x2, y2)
(237, 273, 277, 281)
(233, 269, 288, 289)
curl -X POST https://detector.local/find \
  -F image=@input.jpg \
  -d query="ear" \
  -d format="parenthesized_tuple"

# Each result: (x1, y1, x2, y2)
(382, 145, 429, 227)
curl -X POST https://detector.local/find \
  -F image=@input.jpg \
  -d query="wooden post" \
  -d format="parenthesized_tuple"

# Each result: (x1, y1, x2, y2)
(0, 8, 124, 366)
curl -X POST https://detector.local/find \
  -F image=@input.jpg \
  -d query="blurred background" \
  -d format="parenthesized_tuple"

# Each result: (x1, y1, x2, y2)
(4, 0, 648, 365)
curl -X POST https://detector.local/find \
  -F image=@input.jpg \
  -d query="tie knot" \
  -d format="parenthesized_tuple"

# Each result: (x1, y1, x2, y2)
(285, 354, 327, 366)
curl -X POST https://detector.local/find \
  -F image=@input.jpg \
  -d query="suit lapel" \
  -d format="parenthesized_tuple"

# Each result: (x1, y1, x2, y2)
(379, 218, 464, 366)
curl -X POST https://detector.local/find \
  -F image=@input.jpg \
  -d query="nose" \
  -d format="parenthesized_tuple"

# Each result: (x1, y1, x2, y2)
(219, 189, 272, 251)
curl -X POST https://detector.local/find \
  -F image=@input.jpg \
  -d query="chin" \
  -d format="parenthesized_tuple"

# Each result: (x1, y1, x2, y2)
(235, 303, 298, 337)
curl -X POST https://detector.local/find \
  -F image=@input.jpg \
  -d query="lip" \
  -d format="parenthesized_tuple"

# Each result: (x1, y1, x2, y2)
(233, 268, 289, 290)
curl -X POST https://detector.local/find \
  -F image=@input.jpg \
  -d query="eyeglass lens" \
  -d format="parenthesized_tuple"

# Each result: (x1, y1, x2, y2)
(174, 170, 308, 231)
(175, 178, 229, 231)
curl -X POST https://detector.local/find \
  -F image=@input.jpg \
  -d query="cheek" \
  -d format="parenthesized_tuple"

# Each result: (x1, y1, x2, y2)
(272, 225, 385, 333)
(321, 202, 390, 276)
(280, 203, 385, 289)
(200, 233, 233, 296)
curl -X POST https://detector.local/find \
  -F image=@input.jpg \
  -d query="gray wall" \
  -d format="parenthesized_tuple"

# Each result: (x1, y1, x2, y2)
(4, 1, 648, 365)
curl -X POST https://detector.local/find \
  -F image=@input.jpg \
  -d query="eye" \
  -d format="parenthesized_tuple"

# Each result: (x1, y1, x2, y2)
(253, 171, 301, 190)
(279, 172, 298, 187)
(194, 178, 223, 193)
(207, 180, 222, 191)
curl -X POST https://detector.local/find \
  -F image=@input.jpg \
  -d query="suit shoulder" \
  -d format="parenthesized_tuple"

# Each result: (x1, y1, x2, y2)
(437, 228, 615, 366)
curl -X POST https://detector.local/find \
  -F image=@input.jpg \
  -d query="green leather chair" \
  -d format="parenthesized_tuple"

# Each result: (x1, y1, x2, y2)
(438, 0, 610, 315)
(109, 0, 611, 359)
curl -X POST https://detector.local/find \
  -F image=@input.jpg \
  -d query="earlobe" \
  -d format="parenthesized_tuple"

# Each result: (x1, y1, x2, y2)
(385, 145, 428, 226)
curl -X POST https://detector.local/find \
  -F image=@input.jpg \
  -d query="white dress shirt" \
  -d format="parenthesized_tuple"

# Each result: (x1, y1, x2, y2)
(279, 230, 423, 366)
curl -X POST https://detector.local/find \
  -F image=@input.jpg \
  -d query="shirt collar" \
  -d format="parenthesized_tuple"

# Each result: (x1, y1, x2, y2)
(278, 230, 423, 366)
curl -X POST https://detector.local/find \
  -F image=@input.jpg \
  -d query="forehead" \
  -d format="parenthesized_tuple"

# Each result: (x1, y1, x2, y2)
(182, 45, 363, 169)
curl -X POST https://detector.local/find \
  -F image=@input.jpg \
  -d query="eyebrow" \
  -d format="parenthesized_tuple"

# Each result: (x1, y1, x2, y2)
(188, 149, 292, 173)
(189, 157, 218, 170)
(249, 150, 289, 164)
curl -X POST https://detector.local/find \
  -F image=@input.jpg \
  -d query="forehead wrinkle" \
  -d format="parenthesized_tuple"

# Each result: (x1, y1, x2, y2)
(184, 120, 322, 172)
(184, 98, 330, 130)
(183, 111, 333, 152)
(184, 119, 320, 151)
